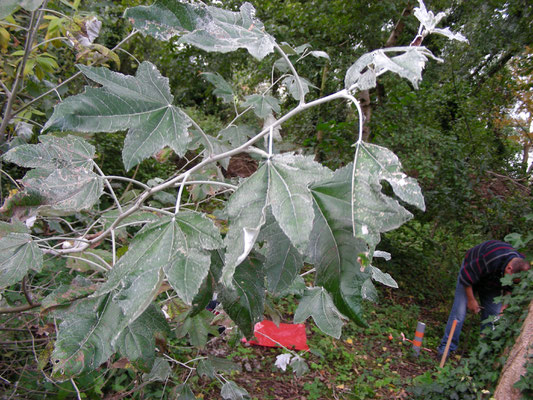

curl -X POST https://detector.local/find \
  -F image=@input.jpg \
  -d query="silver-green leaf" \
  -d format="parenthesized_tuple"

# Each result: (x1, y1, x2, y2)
(126, 1, 276, 60)
(293, 287, 345, 339)
(0, 233, 42, 289)
(351, 142, 425, 250)
(43, 62, 191, 171)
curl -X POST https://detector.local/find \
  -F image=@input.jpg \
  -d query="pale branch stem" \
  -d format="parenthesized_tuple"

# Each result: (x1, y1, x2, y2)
(46, 89, 352, 256)
(188, 116, 214, 156)
(21, 276, 35, 307)
(163, 354, 196, 370)
(274, 43, 306, 105)
(0, 303, 41, 314)
(247, 146, 269, 158)
(70, 379, 82, 400)
(300, 268, 315, 277)
(0, 80, 12, 97)
(0, 168, 21, 189)
(41, 8, 71, 19)
(116, 47, 140, 65)
(254, 330, 303, 358)
(111, 230, 116, 266)
(103, 175, 150, 190)
(141, 206, 175, 216)
(175, 180, 238, 190)
(119, 164, 141, 202)
(12, 29, 139, 119)
(343, 92, 365, 237)
(93, 162, 122, 213)
(31, 37, 68, 51)
(174, 173, 190, 214)
(267, 125, 274, 158)
(46, 254, 110, 272)
(33, 236, 91, 244)
(0, 22, 28, 30)
(0, 3, 48, 143)
(224, 106, 254, 131)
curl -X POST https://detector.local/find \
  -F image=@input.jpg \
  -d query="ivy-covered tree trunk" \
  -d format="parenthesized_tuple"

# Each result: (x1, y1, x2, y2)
(494, 299, 533, 399)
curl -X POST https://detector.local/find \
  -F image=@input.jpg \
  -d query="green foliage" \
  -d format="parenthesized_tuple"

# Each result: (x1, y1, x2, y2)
(410, 269, 533, 399)
(1, 0, 529, 399)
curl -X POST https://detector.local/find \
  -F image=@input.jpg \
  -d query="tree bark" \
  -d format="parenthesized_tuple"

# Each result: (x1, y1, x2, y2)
(493, 299, 533, 400)
(359, 2, 414, 142)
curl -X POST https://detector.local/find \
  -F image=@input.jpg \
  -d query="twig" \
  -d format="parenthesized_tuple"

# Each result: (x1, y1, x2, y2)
(274, 43, 306, 105)
(0, 2, 49, 143)
(21, 277, 35, 307)
(0, 303, 41, 314)
(70, 379, 82, 400)
(12, 29, 139, 119)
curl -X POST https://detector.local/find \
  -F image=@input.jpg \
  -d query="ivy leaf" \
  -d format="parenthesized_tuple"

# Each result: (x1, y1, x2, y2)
(219, 256, 265, 338)
(116, 305, 171, 371)
(242, 94, 280, 118)
(0, 233, 43, 289)
(43, 62, 191, 171)
(126, 1, 276, 60)
(3, 135, 96, 171)
(293, 287, 345, 339)
(351, 142, 425, 250)
(259, 209, 303, 295)
(221, 380, 250, 400)
(202, 72, 234, 104)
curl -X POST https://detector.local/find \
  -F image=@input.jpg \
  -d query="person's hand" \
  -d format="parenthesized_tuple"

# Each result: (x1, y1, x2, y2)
(467, 298, 481, 313)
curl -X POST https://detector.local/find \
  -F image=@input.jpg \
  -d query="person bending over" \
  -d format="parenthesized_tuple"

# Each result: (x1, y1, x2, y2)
(437, 240, 530, 356)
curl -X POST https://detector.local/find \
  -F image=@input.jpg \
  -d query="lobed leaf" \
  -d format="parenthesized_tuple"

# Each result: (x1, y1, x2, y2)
(43, 62, 191, 171)
(3, 135, 96, 171)
(351, 142, 425, 249)
(219, 256, 265, 338)
(242, 94, 280, 118)
(308, 170, 370, 327)
(0, 232, 43, 289)
(293, 287, 345, 339)
(116, 305, 171, 371)
(259, 209, 302, 295)
(126, 1, 276, 60)
(202, 72, 234, 104)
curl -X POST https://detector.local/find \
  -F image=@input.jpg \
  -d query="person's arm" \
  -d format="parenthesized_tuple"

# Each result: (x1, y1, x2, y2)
(465, 286, 480, 313)
(499, 291, 511, 315)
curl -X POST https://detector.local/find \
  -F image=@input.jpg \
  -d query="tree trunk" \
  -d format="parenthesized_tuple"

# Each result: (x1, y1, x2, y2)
(493, 299, 533, 400)
(359, 2, 414, 142)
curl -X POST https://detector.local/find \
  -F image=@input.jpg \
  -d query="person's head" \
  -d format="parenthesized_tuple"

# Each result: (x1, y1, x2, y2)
(504, 258, 530, 277)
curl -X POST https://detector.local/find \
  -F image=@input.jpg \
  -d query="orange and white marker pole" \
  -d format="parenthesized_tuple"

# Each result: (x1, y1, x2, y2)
(412, 321, 426, 356)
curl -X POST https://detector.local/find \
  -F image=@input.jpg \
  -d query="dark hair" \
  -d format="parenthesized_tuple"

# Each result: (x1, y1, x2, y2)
(509, 258, 530, 274)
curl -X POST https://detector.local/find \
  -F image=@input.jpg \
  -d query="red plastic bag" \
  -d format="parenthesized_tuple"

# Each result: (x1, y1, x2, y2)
(242, 320, 309, 351)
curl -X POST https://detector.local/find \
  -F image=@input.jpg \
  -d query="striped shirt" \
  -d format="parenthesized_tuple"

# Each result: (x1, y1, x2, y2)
(459, 240, 524, 291)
